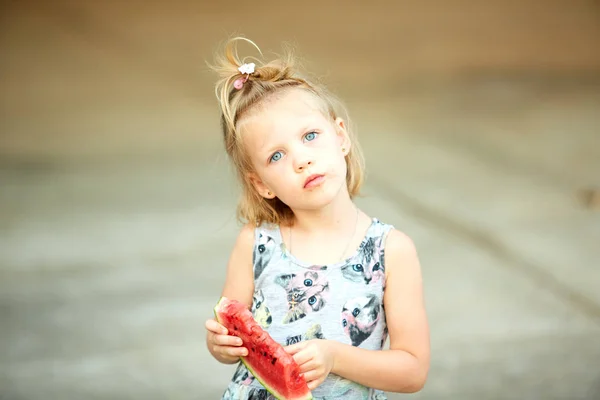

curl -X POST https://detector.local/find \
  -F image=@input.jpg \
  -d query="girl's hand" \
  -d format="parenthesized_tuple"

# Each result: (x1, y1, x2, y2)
(205, 318, 248, 363)
(284, 339, 337, 390)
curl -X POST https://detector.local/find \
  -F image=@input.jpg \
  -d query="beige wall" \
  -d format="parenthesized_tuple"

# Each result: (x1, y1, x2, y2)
(1, 0, 599, 158)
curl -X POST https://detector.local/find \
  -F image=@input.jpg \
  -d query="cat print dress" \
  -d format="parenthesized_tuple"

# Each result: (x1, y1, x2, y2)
(221, 218, 393, 400)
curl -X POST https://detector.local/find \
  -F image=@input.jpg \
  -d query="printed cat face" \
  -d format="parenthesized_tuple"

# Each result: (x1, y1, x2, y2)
(341, 236, 385, 285)
(253, 233, 276, 280)
(232, 363, 254, 386)
(341, 294, 381, 346)
(223, 384, 268, 400)
(247, 389, 269, 400)
(275, 270, 329, 324)
(251, 289, 272, 328)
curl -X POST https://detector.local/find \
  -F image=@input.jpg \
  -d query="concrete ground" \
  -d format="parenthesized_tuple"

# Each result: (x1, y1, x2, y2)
(1, 1, 600, 399)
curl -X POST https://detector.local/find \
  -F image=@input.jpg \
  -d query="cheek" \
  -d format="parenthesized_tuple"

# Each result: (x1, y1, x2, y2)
(262, 168, 293, 191)
(335, 151, 349, 176)
(313, 136, 343, 160)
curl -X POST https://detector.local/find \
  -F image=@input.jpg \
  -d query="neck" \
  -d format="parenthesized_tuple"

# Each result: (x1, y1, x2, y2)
(289, 189, 357, 235)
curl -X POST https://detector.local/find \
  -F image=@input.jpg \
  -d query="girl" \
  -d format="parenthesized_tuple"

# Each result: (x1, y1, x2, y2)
(205, 37, 430, 400)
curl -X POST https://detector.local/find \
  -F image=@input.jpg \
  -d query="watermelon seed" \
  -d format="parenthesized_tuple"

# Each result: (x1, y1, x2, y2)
(271, 357, 277, 365)
(262, 351, 267, 357)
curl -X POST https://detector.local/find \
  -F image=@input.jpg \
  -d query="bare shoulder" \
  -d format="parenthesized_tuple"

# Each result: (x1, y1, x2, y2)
(385, 228, 418, 252)
(220, 222, 256, 307)
(235, 221, 257, 248)
(384, 228, 421, 278)
(227, 222, 256, 264)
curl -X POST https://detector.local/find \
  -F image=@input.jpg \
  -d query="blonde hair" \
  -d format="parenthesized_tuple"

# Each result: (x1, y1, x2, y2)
(211, 36, 365, 226)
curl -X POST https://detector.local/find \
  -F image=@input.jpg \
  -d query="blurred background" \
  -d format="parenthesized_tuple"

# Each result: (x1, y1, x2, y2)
(1, 0, 599, 399)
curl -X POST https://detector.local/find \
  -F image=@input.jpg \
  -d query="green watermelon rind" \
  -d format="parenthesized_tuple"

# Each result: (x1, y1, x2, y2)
(213, 296, 313, 400)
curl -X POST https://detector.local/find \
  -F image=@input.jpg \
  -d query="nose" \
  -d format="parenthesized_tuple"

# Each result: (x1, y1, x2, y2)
(293, 151, 313, 172)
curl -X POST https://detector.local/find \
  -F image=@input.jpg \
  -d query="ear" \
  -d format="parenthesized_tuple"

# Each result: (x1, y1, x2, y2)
(334, 117, 351, 156)
(248, 172, 276, 199)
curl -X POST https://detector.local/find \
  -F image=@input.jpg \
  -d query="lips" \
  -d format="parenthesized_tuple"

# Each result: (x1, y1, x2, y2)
(303, 174, 325, 189)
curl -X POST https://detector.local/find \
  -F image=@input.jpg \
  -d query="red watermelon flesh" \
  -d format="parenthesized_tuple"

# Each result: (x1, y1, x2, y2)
(214, 297, 313, 400)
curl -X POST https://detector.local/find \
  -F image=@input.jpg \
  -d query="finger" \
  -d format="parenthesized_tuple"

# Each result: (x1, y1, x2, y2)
(301, 368, 321, 383)
(205, 319, 228, 335)
(307, 379, 323, 391)
(226, 346, 248, 357)
(305, 374, 325, 391)
(298, 359, 318, 374)
(284, 341, 306, 355)
(215, 344, 248, 358)
(214, 334, 244, 347)
(292, 350, 313, 367)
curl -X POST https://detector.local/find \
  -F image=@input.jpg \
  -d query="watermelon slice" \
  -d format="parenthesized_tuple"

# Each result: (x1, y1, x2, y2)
(214, 296, 313, 400)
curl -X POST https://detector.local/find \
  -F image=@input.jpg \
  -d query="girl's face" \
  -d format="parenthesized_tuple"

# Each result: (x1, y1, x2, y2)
(240, 88, 351, 213)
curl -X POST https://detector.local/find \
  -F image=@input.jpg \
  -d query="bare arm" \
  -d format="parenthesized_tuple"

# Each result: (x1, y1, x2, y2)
(206, 222, 256, 364)
(330, 229, 430, 392)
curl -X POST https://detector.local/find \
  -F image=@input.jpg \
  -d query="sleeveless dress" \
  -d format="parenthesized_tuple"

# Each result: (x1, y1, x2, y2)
(221, 218, 394, 400)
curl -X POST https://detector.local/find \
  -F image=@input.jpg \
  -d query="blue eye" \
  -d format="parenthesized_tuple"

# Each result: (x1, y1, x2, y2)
(303, 279, 313, 287)
(373, 262, 380, 271)
(304, 132, 318, 142)
(352, 308, 360, 317)
(308, 296, 317, 305)
(269, 151, 283, 163)
(342, 319, 347, 327)
(352, 264, 364, 272)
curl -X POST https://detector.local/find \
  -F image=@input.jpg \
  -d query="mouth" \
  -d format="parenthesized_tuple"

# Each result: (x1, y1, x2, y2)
(303, 174, 325, 189)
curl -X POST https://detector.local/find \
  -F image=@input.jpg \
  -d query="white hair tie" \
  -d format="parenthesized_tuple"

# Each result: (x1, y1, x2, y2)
(238, 63, 255, 75)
